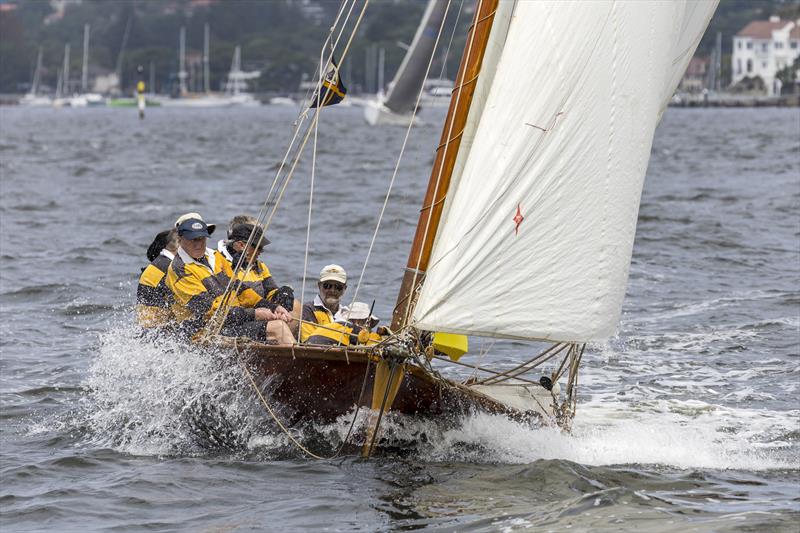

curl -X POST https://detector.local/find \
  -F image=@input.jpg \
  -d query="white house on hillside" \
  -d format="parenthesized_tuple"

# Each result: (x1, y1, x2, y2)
(732, 16, 800, 96)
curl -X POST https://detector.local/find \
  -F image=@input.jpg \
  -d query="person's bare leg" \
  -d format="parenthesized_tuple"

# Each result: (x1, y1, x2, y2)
(288, 299, 302, 337)
(266, 320, 295, 345)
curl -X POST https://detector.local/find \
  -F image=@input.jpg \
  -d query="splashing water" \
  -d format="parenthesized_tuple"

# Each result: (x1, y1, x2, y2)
(84, 326, 262, 456)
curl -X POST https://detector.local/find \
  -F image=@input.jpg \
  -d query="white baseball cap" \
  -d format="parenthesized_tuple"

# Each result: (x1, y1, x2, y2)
(319, 264, 347, 284)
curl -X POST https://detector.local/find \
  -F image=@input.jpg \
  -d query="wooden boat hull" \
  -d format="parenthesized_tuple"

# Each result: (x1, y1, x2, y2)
(224, 339, 522, 426)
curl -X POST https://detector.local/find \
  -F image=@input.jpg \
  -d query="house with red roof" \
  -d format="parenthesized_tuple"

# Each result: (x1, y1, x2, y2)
(732, 16, 800, 95)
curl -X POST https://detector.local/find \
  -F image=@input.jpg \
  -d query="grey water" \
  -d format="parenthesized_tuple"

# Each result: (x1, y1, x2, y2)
(0, 104, 798, 532)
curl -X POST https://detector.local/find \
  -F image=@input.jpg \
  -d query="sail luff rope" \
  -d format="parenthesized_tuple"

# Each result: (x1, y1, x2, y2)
(402, 0, 491, 330)
(204, 0, 367, 337)
(343, 0, 455, 323)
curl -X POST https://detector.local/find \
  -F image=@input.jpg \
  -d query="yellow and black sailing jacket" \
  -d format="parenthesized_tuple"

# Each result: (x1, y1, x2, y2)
(217, 242, 280, 309)
(166, 247, 255, 336)
(136, 251, 175, 328)
(300, 297, 337, 342)
(305, 321, 382, 347)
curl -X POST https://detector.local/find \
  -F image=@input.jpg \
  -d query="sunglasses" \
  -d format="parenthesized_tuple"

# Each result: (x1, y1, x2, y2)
(322, 282, 345, 291)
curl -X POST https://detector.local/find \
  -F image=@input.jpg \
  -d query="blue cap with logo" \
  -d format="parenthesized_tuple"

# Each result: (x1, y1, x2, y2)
(175, 212, 216, 240)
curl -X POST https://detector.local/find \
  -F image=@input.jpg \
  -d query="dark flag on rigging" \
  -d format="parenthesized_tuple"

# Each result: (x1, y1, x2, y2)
(310, 58, 347, 108)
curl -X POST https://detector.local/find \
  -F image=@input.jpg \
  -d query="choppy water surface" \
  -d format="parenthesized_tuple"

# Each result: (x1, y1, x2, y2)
(0, 104, 798, 532)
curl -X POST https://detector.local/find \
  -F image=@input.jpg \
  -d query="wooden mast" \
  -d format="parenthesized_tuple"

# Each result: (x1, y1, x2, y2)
(391, 0, 500, 332)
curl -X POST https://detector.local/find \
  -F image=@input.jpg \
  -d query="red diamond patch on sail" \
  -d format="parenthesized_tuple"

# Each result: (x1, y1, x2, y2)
(513, 204, 524, 235)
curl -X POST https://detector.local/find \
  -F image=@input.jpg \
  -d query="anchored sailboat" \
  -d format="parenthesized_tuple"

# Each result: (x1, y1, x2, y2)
(69, 24, 104, 107)
(223, 46, 261, 107)
(19, 47, 51, 107)
(204, 0, 718, 456)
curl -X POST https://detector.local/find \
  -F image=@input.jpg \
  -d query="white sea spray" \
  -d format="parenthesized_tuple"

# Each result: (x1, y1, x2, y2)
(84, 325, 259, 456)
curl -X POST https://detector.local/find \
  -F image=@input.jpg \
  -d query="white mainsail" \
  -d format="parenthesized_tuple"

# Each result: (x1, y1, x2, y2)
(412, 0, 718, 342)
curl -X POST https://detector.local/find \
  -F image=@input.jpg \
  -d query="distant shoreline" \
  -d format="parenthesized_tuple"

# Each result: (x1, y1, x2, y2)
(670, 94, 799, 108)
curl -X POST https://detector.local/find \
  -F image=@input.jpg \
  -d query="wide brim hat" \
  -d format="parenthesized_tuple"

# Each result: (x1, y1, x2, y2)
(229, 223, 270, 247)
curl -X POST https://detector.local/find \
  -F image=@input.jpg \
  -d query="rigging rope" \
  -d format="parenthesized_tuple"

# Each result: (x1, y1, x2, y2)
(402, 0, 491, 330)
(203, 0, 369, 338)
(344, 0, 455, 322)
(233, 338, 374, 460)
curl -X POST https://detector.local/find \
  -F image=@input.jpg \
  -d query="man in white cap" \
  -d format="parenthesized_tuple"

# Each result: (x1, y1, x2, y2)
(166, 212, 294, 344)
(299, 264, 350, 342)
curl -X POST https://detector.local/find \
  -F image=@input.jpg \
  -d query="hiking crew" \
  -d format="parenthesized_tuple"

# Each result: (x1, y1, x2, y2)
(300, 264, 350, 342)
(165, 213, 294, 345)
(136, 229, 179, 329)
(305, 302, 382, 346)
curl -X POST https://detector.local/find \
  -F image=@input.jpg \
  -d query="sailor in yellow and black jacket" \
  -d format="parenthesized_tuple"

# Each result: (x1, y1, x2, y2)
(305, 302, 383, 347)
(136, 229, 178, 328)
(217, 224, 291, 307)
(300, 264, 350, 342)
(166, 214, 292, 342)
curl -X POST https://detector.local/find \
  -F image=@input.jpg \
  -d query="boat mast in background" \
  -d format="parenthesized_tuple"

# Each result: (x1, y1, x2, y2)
(114, 17, 132, 96)
(179, 26, 188, 96)
(19, 47, 51, 106)
(81, 24, 89, 93)
(63, 43, 71, 96)
(203, 23, 210, 94)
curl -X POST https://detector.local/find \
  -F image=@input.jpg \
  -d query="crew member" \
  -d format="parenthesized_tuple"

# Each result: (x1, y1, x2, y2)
(136, 228, 178, 328)
(305, 302, 382, 346)
(300, 264, 350, 342)
(220, 222, 299, 331)
(166, 212, 294, 344)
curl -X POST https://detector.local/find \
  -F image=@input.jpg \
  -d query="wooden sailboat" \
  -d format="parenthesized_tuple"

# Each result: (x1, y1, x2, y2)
(210, 0, 719, 455)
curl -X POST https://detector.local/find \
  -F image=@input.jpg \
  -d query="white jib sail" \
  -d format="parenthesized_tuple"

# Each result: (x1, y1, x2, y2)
(412, 0, 718, 343)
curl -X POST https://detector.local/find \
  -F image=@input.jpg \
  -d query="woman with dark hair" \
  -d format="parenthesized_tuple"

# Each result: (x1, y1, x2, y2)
(137, 228, 179, 328)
